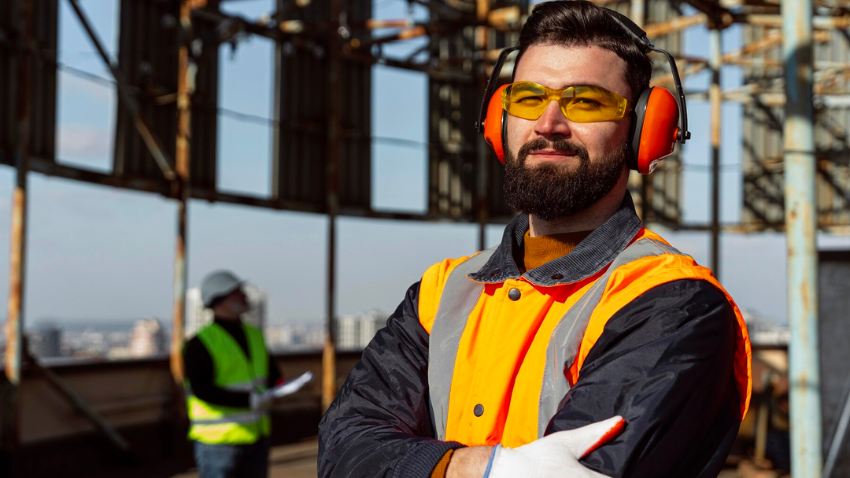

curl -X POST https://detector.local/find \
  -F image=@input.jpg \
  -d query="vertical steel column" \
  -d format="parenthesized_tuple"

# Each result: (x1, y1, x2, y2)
(476, 0, 490, 251)
(782, 0, 822, 476)
(171, 0, 194, 383)
(2, 0, 33, 455)
(323, 0, 342, 411)
(709, 27, 722, 278)
(631, 0, 650, 222)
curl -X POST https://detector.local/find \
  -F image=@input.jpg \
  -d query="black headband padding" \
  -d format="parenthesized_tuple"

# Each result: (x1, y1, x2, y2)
(602, 7, 654, 53)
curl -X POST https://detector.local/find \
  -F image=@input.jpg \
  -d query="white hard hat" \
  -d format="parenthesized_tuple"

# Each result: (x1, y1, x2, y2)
(200, 270, 244, 307)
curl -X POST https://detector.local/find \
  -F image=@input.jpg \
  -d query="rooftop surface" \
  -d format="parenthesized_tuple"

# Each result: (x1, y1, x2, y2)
(172, 438, 319, 478)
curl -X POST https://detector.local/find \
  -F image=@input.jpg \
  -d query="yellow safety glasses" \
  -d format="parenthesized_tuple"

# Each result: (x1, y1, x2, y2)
(502, 81, 631, 123)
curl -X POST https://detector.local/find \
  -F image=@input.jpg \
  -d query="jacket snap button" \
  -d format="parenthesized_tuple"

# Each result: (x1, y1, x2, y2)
(508, 288, 521, 301)
(551, 273, 564, 280)
(474, 404, 484, 417)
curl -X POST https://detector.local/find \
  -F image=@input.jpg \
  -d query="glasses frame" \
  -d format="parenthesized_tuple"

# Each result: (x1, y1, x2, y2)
(501, 81, 632, 123)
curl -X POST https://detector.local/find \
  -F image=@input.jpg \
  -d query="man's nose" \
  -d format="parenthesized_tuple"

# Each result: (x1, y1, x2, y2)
(533, 100, 572, 138)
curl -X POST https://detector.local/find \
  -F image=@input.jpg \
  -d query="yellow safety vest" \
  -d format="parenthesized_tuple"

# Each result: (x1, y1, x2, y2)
(186, 322, 271, 445)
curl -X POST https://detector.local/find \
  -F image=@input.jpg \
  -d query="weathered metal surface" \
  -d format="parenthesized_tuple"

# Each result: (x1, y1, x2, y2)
(323, 0, 342, 411)
(170, 0, 194, 385)
(2, 0, 33, 460)
(0, 0, 57, 166)
(273, 0, 372, 211)
(820, 251, 850, 477)
(24, 348, 133, 456)
(113, 0, 219, 190)
(710, 27, 722, 277)
(782, 0, 823, 476)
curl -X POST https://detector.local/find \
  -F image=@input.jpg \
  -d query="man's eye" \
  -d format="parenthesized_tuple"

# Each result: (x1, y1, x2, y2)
(573, 98, 603, 107)
(517, 96, 544, 104)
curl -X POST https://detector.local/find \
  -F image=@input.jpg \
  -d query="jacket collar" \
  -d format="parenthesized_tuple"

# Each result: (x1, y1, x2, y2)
(467, 192, 643, 287)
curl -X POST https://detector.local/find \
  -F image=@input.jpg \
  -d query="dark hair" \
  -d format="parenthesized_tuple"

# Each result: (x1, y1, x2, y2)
(516, 1, 652, 102)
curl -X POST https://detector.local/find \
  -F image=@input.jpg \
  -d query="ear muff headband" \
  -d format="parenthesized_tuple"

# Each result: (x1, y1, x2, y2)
(604, 9, 691, 143)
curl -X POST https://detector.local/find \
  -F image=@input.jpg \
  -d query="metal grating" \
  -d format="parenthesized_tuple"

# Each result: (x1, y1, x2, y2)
(273, 0, 372, 210)
(603, 0, 685, 225)
(113, 0, 220, 190)
(0, 0, 58, 166)
(742, 23, 850, 229)
(643, 0, 683, 225)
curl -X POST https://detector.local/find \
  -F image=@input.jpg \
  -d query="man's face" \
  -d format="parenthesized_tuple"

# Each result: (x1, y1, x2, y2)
(214, 289, 250, 319)
(504, 44, 632, 220)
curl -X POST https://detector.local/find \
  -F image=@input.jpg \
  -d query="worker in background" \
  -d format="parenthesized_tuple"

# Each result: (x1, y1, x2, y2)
(184, 270, 283, 478)
(318, 2, 752, 477)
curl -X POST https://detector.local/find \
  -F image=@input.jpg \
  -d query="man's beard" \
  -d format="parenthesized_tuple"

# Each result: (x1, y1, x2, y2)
(503, 137, 628, 221)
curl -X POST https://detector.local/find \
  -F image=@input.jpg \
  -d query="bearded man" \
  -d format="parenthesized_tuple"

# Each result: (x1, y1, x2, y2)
(318, 2, 751, 477)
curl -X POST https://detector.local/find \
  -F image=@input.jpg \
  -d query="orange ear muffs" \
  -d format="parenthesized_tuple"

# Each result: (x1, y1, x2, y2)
(483, 84, 511, 163)
(630, 86, 680, 174)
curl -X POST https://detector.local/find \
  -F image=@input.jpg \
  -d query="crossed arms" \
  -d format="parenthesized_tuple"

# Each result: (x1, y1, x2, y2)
(318, 279, 740, 478)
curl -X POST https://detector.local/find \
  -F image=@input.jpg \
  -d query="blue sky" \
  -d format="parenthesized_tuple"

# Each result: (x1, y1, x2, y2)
(0, 0, 847, 328)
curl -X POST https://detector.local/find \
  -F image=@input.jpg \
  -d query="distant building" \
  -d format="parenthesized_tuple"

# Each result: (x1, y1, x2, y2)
(186, 285, 268, 338)
(336, 310, 387, 351)
(28, 326, 62, 359)
(129, 318, 167, 357)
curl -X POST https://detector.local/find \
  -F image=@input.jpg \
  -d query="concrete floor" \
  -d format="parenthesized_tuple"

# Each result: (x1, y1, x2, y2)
(172, 438, 319, 478)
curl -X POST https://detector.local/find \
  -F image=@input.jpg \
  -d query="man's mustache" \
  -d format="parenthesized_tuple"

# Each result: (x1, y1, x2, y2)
(517, 138, 589, 162)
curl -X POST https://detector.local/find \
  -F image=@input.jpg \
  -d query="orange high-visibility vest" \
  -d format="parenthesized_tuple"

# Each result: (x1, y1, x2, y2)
(418, 229, 752, 448)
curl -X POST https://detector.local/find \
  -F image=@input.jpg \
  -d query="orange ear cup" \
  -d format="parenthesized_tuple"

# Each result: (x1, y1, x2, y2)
(633, 87, 680, 174)
(483, 84, 511, 163)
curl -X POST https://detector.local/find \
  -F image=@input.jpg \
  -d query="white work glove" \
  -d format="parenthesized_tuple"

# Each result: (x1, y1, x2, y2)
(487, 416, 625, 478)
(249, 390, 274, 412)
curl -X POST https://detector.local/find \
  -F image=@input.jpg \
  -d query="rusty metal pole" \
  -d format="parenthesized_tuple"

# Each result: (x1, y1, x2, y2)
(322, 0, 342, 411)
(170, 0, 194, 384)
(782, 0, 822, 475)
(476, 0, 490, 251)
(2, 0, 33, 455)
(709, 27, 722, 278)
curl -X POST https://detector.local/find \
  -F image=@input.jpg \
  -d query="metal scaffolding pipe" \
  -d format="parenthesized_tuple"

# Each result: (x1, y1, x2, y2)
(782, 0, 823, 476)
(170, 0, 195, 384)
(709, 28, 722, 279)
(3, 2, 33, 457)
(323, 0, 342, 411)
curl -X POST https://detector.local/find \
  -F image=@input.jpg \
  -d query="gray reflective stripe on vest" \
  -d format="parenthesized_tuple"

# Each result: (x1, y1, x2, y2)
(220, 378, 266, 393)
(190, 410, 269, 426)
(536, 238, 688, 436)
(428, 247, 498, 441)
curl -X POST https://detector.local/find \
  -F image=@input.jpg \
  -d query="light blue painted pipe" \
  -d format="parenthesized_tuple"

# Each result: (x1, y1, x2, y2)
(781, 0, 823, 476)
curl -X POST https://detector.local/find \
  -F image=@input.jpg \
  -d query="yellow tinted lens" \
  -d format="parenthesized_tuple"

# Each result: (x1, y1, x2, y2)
(503, 82, 629, 123)
(562, 86, 629, 123)
(504, 82, 550, 120)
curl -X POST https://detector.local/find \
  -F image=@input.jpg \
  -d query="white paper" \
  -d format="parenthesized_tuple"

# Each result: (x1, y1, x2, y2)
(271, 371, 314, 398)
